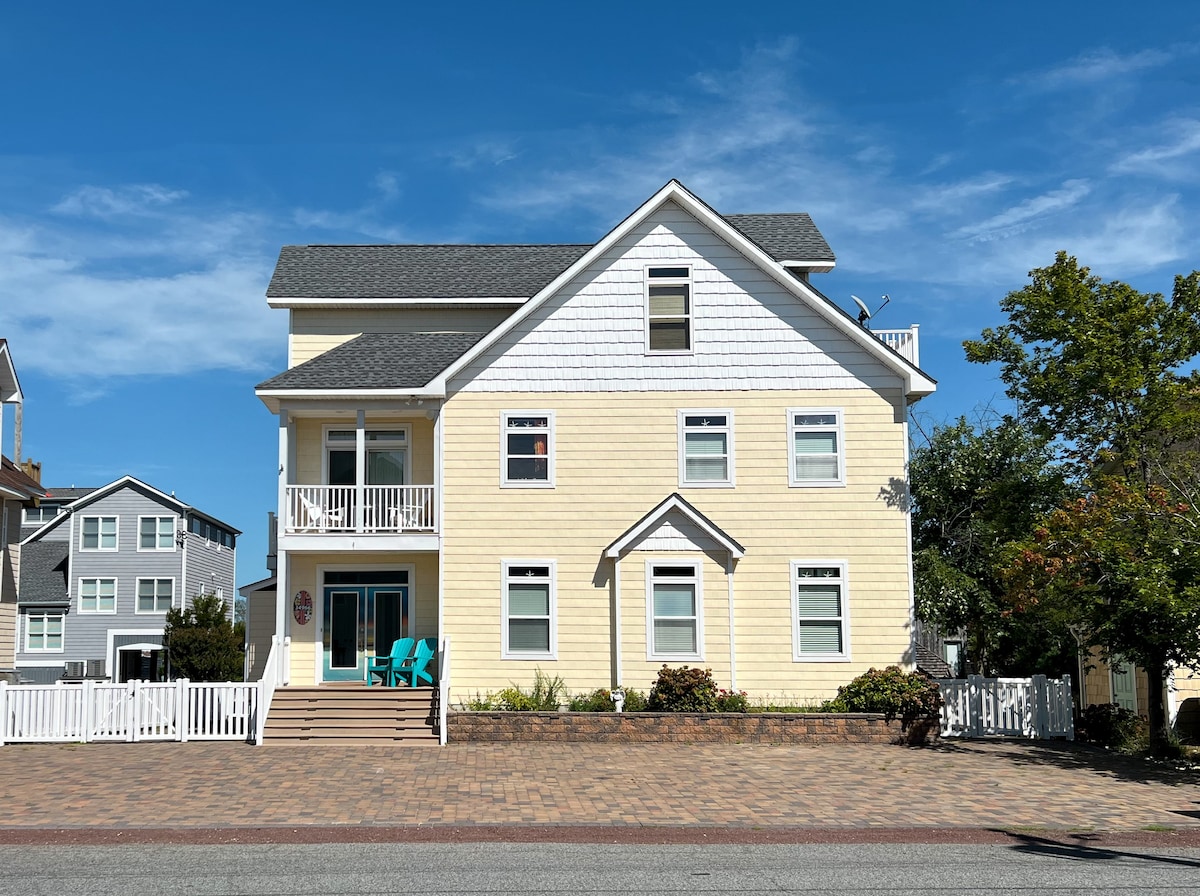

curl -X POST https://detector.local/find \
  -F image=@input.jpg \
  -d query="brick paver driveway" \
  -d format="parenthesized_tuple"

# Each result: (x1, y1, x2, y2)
(1, 739, 1197, 837)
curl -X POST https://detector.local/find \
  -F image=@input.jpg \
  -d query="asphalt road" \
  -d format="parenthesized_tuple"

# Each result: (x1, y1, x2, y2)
(2, 842, 1199, 895)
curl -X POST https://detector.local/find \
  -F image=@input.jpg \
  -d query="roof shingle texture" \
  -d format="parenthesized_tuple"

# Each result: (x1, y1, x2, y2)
(267, 244, 592, 300)
(265, 214, 833, 300)
(0, 456, 44, 498)
(256, 332, 488, 391)
(18, 541, 69, 605)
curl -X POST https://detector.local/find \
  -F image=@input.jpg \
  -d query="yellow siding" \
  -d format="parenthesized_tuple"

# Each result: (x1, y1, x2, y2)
(289, 307, 513, 367)
(0, 502, 17, 666)
(440, 389, 913, 704)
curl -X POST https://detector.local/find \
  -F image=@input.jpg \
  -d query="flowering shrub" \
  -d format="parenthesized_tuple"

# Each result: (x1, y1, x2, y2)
(715, 688, 750, 712)
(568, 687, 648, 712)
(821, 665, 943, 729)
(647, 665, 720, 712)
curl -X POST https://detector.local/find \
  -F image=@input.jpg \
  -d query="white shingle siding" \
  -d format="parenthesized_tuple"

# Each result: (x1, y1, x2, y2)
(455, 202, 895, 394)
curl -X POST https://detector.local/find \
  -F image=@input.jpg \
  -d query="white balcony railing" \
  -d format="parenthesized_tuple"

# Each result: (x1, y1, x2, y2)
(873, 326, 919, 367)
(284, 485, 436, 534)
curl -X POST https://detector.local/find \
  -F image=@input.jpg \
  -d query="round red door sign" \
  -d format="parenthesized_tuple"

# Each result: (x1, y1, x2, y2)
(293, 590, 313, 625)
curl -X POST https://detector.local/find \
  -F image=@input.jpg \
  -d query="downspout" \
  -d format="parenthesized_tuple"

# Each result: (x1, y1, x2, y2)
(726, 555, 737, 691)
(613, 557, 622, 688)
(902, 394, 917, 669)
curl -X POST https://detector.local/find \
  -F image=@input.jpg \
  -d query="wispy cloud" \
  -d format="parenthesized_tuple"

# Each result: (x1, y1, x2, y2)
(0, 194, 282, 387)
(954, 180, 1092, 242)
(1021, 46, 1178, 90)
(1111, 119, 1200, 178)
(51, 184, 189, 218)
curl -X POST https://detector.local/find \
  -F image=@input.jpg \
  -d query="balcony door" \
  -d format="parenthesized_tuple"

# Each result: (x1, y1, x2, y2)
(325, 428, 409, 487)
(322, 575, 411, 682)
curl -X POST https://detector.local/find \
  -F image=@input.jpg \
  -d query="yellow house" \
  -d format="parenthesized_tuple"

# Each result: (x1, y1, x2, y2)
(252, 180, 936, 706)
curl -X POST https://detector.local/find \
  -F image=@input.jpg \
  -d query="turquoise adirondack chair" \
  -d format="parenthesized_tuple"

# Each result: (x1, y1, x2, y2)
(366, 637, 414, 687)
(396, 637, 437, 687)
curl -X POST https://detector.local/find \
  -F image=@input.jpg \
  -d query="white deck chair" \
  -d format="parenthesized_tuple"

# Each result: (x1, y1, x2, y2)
(298, 494, 343, 532)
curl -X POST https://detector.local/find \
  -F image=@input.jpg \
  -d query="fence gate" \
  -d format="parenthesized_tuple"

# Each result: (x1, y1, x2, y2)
(936, 674, 1075, 740)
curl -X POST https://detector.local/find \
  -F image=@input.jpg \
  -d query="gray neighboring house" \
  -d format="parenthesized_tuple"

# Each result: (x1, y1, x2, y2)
(16, 476, 240, 683)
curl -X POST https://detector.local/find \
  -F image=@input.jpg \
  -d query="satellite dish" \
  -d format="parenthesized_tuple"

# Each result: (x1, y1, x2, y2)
(852, 295, 872, 325)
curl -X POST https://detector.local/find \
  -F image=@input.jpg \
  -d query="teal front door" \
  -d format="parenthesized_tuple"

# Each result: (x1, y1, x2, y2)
(322, 585, 410, 681)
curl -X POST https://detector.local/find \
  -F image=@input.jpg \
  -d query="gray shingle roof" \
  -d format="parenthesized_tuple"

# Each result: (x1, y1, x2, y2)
(723, 213, 835, 263)
(40, 487, 98, 502)
(18, 541, 69, 605)
(267, 244, 592, 300)
(256, 332, 488, 391)
(265, 214, 832, 300)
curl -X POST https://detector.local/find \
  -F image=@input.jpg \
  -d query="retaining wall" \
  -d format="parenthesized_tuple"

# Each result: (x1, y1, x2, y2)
(449, 711, 934, 744)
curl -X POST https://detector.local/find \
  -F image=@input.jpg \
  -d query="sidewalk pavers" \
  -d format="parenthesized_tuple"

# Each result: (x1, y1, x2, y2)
(1, 739, 1196, 834)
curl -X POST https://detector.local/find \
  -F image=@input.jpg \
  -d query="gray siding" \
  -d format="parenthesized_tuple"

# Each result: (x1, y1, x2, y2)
(183, 528, 237, 618)
(16, 485, 182, 675)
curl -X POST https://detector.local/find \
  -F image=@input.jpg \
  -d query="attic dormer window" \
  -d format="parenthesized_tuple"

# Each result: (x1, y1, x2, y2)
(646, 266, 691, 352)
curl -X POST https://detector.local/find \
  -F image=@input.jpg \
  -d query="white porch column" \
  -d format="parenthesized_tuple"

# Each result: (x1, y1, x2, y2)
(726, 555, 737, 692)
(275, 413, 292, 643)
(355, 409, 366, 530)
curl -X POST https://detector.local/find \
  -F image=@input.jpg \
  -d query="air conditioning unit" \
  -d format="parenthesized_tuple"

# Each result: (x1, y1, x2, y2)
(63, 661, 85, 678)
(86, 659, 107, 678)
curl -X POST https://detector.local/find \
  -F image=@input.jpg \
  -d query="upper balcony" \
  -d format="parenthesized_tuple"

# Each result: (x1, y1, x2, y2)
(278, 482, 439, 553)
(872, 327, 919, 368)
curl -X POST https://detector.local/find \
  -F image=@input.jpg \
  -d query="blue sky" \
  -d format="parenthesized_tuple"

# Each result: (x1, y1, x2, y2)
(2, 2, 1198, 586)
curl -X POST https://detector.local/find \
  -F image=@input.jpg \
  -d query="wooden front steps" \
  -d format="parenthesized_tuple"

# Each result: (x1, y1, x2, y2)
(263, 685, 439, 744)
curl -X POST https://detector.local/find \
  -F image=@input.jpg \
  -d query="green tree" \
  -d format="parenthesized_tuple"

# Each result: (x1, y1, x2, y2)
(910, 416, 1072, 675)
(1008, 481, 1200, 753)
(964, 252, 1200, 486)
(966, 253, 1200, 753)
(164, 592, 245, 682)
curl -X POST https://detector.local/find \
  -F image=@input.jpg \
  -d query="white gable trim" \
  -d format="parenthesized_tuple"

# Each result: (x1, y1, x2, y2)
(605, 493, 745, 560)
(432, 179, 935, 398)
(0, 340, 22, 404)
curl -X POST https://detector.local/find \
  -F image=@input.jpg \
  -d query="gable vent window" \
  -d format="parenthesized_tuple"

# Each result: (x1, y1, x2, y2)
(646, 266, 692, 352)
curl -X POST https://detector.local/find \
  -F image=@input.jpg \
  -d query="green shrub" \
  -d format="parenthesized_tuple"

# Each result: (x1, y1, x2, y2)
(568, 687, 648, 712)
(473, 669, 567, 711)
(164, 593, 244, 682)
(646, 665, 720, 712)
(821, 665, 944, 729)
(1079, 703, 1149, 753)
(715, 688, 750, 712)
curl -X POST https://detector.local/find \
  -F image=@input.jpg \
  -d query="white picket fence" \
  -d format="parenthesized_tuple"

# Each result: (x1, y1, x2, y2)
(0, 679, 258, 745)
(936, 674, 1075, 740)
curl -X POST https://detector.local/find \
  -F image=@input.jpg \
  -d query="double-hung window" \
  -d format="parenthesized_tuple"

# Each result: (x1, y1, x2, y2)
(647, 562, 702, 660)
(80, 578, 117, 613)
(80, 516, 118, 551)
(679, 410, 733, 487)
(788, 409, 844, 487)
(501, 412, 554, 487)
(502, 562, 556, 659)
(646, 266, 692, 352)
(792, 562, 849, 661)
(23, 503, 61, 525)
(25, 611, 64, 652)
(136, 578, 174, 614)
(139, 516, 176, 551)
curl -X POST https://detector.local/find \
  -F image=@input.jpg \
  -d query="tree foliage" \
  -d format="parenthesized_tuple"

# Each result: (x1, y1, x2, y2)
(910, 416, 1072, 675)
(964, 253, 1200, 753)
(964, 252, 1200, 485)
(1006, 481, 1200, 750)
(164, 592, 245, 682)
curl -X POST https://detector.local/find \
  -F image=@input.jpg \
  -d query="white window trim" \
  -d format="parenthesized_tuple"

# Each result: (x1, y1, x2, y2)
(79, 515, 119, 552)
(501, 559, 558, 660)
(677, 409, 735, 488)
(499, 410, 556, 489)
(644, 264, 694, 355)
(787, 407, 846, 488)
(78, 577, 118, 615)
(22, 505, 61, 525)
(321, 423, 413, 486)
(645, 559, 704, 662)
(791, 560, 851, 662)
(134, 576, 176, 615)
(137, 515, 177, 552)
(24, 610, 65, 653)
